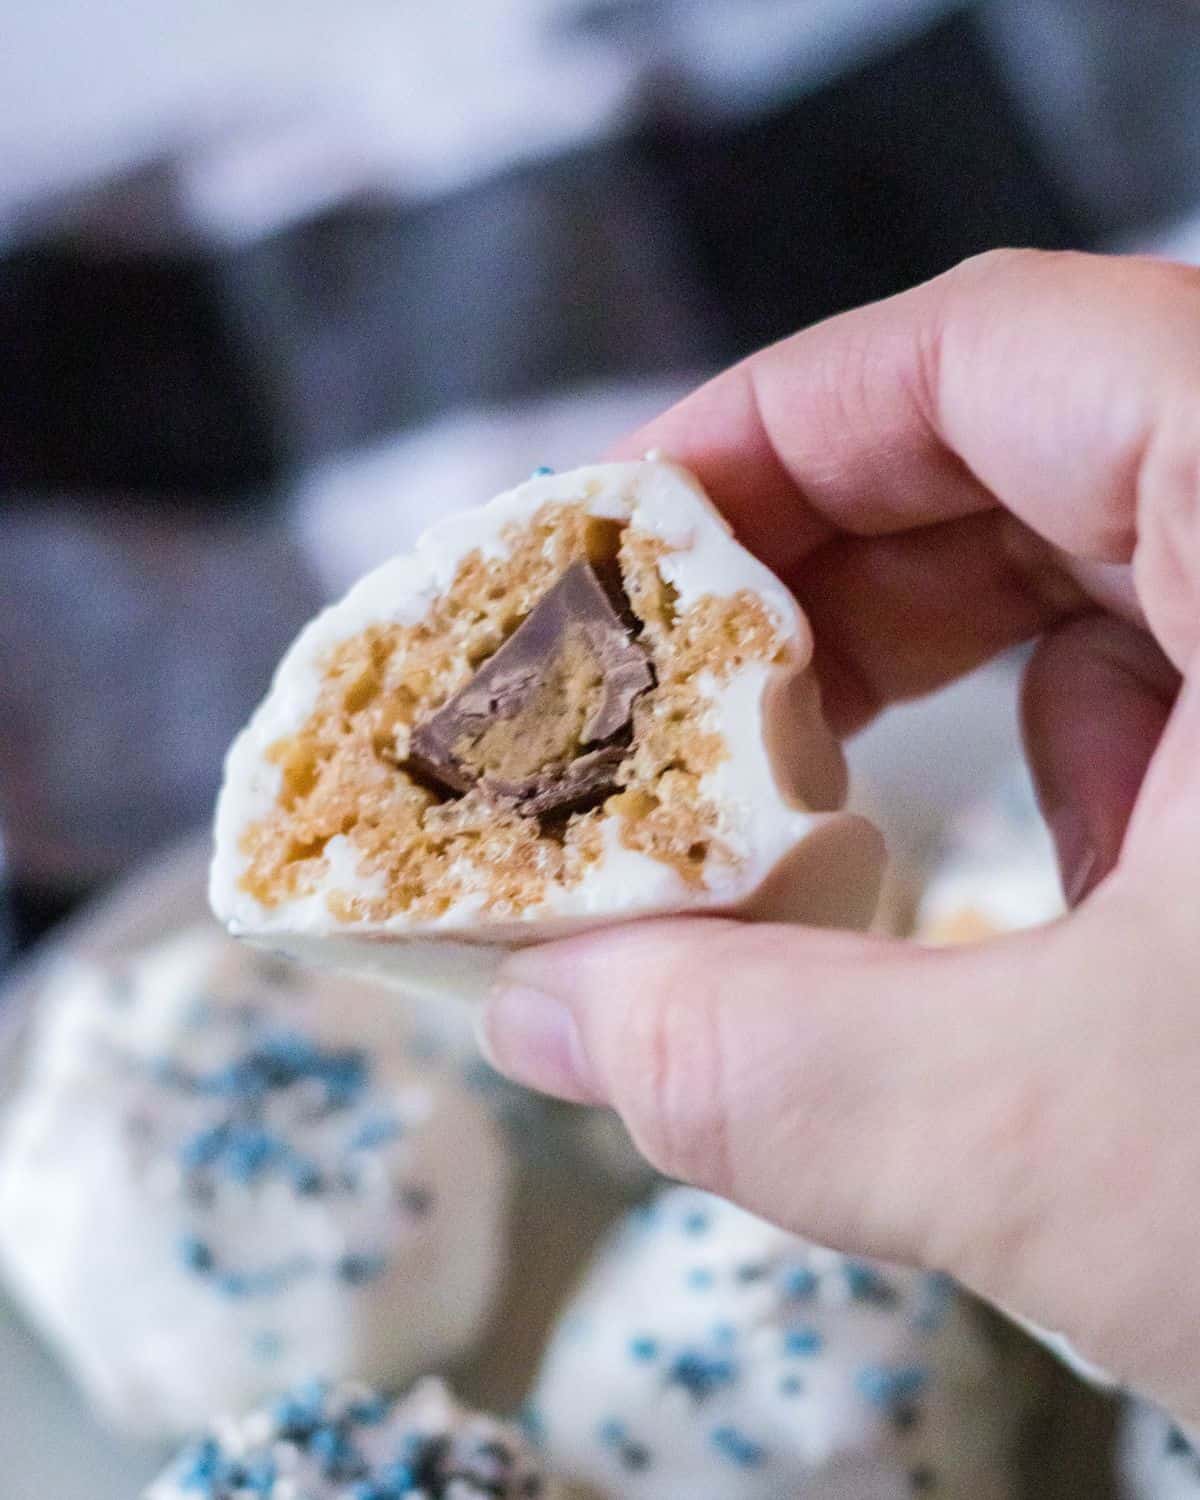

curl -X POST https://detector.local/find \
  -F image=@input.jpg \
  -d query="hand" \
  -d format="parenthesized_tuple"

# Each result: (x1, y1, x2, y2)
(479, 249, 1200, 1421)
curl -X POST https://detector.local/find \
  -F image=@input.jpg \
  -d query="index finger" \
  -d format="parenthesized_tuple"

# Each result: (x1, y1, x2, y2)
(613, 249, 1200, 671)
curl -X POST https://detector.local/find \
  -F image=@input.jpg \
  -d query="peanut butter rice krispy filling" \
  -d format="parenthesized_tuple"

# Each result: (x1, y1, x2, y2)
(212, 459, 885, 992)
(239, 503, 787, 924)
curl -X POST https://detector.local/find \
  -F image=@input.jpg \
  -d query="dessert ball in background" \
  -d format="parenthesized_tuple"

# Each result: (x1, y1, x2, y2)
(0, 926, 512, 1435)
(527, 1185, 1023, 1500)
(147, 1376, 562, 1500)
(916, 768, 1064, 946)
(1118, 1401, 1200, 1500)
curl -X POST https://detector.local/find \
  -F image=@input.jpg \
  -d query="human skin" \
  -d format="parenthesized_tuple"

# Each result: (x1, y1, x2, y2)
(479, 249, 1200, 1423)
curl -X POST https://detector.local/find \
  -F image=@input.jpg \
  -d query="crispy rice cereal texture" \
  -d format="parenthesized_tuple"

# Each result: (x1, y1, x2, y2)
(211, 460, 884, 997)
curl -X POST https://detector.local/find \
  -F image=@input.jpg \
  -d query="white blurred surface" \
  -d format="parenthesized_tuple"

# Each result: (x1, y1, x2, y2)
(291, 379, 698, 597)
(0, 0, 962, 241)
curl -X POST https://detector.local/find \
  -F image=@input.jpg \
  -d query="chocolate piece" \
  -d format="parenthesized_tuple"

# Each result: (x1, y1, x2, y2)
(408, 560, 653, 815)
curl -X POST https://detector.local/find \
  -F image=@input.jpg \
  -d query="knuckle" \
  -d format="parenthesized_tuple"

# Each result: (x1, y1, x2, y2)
(616, 952, 734, 1195)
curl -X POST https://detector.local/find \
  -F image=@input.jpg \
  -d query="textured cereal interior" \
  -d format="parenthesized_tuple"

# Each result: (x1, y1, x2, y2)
(239, 503, 785, 922)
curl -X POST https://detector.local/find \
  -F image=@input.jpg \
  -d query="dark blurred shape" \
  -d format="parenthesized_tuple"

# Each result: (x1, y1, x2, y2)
(0, 499, 323, 900)
(223, 148, 718, 468)
(1, 8, 1087, 501)
(638, 8, 1082, 352)
(0, 248, 278, 499)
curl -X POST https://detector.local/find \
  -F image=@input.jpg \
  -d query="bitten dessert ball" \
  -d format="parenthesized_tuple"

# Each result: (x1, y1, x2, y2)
(211, 458, 884, 997)
(526, 1187, 1021, 1500)
(0, 927, 511, 1436)
(1118, 1402, 1200, 1500)
(146, 1376, 561, 1500)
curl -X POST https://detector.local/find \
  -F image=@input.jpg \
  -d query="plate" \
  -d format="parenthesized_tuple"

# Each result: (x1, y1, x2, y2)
(0, 660, 1116, 1497)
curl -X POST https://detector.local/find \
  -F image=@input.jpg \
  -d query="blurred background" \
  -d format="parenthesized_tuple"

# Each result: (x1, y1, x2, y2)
(4, 0, 1200, 967)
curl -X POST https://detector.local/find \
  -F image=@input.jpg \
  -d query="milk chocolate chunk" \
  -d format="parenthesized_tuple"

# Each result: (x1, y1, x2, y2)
(408, 559, 654, 815)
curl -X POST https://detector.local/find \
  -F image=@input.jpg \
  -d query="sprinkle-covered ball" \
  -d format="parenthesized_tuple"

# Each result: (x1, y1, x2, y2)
(0, 927, 512, 1435)
(1118, 1400, 1200, 1499)
(147, 1377, 561, 1500)
(527, 1187, 1022, 1500)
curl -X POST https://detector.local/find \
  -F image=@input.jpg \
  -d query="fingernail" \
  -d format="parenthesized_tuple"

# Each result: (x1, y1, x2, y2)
(1046, 807, 1098, 908)
(1064, 843, 1100, 907)
(476, 984, 603, 1104)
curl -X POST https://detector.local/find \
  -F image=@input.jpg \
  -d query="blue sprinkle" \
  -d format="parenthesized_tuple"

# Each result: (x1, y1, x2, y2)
(857, 1364, 930, 1409)
(290, 1158, 325, 1195)
(225, 1124, 282, 1182)
(178, 1437, 220, 1489)
(532, 465, 554, 476)
(779, 1374, 805, 1397)
(667, 1351, 736, 1401)
(310, 1422, 361, 1479)
(683, 1210, 710, 1236)
(621, 1441, 652, 1472)
(711, 1322, 736, 1347)
(912, 1271, 954, 1332)
(629, 1335, 659, 1362)
(381, 1466, 418, 1497)
(178, 1235, 215, 1275)
(781, 1266, 819, 1301)
(180, 1122, 230, 1170)
(350, 1115, 402, 1151)
(598, 1418, 627, 1446)
(251, 1330, 283, 1361)
(320, 1052, 368, 1108)
(711, 1426, 766, 1468)
(783, 1327, 824, 1357)
(844, 1262, 899, 1306)
(274, 1385, 325, 1440)
(356, 1472, 408, 1500)
(336, 1253, 387, 1286)
(686, 1267, 715, 1291)
(241, 1456, 278, 1494)
(347, 1393, 389, 1427)
(215, 1260, 307, 1299)
(517, 1402, 545, 1445)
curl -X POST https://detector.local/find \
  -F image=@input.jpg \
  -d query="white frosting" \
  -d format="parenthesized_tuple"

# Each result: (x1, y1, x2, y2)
(530, 1186, 1022, 1500)
(210, 459, 882, 997)
(147, 1376, 563, 1500)
(1118, 1402, 1200, 1499)
(0, 928, 511, 1436)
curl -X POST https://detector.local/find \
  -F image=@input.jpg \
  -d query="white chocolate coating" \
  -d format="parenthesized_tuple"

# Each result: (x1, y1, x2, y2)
(211, 459, 883, 998)
(528, 1186, 1021, 1500)
(147, 1376, 563, 1500)
(1118, 1402, 1200, 1499)
(0, 928, 511, 1436)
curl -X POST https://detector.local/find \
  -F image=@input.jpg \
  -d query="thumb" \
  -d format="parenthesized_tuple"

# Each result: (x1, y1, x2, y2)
(480, 916, 1069, 1291)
